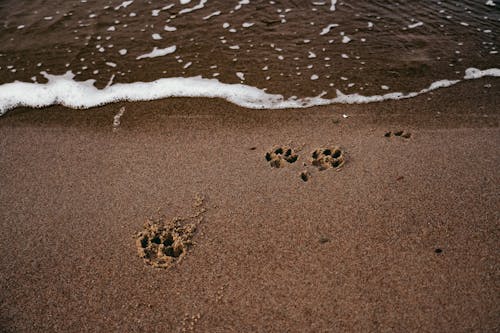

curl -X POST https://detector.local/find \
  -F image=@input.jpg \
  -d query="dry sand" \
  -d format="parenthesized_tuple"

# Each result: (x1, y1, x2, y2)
(0, 78, 499, 332)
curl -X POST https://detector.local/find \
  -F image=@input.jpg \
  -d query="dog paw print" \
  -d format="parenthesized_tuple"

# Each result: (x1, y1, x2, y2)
(384, 131, 411, 139)
(265, 146, 298, 168)
(136, 218, 195, 268)
(311, 147, 345, 171)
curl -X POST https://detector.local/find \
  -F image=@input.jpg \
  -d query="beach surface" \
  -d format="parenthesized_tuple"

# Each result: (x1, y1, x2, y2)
(0, 78, 499, 332)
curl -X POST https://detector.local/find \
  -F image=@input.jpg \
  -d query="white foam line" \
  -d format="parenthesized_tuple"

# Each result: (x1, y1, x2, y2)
(136, 46, 176, 59)
(0, 68, 498, 115)
(179, 0, 207, 14)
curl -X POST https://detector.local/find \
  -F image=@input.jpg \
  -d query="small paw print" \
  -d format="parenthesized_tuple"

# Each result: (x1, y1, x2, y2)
(265, 147, 298, 168)
(311, 147, 345, 171)
(385, 131, 411, 139)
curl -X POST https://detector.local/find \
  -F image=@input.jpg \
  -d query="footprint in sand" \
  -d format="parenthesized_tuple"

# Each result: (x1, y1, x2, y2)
(311, 147, 346, 171)
(263, 145, 346, 182)
(135, 195, 206, 268)
(265, 146, 298, 168)
(136, 219, 195, 268)
(384, 130, 411, 139)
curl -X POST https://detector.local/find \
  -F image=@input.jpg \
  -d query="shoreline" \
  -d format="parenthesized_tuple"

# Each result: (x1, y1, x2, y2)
(0, 78, 499, 332)
(0, 67, 498, 115)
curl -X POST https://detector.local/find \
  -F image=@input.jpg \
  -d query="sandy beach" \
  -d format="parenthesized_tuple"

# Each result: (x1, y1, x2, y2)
(0, 77, 498, 332)
(1, 0, 499, 331)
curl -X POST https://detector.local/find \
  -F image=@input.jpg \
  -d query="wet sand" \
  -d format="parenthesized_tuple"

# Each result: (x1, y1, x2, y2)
(0, 78, 499, 332)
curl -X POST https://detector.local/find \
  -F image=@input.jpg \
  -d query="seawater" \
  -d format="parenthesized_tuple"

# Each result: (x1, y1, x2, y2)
(0, 0, 498, 113)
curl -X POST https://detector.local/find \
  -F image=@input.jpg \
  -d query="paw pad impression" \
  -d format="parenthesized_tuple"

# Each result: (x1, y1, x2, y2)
(311, 147, 345, 171)
(136, 218, 195, 268)
(384, 131, 411, 139)
(265, 146, 298, 168)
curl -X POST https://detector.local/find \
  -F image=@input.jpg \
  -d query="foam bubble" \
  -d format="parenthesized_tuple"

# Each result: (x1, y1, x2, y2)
(179, 0, 207, 14)
(115, 1, 133, 10)
(408, 22, 424, 29)
(330, 0, 338, 11)
(320, 24, 339, 36)
(463, 67, 500, 79)
(164, 25, 177, 32)
(234, 0, 250, 11)
(203, 11, 221, 20)
(236, 72, 245, 81)
(342, 36, 351, 43)
(136, 46, 176, 59)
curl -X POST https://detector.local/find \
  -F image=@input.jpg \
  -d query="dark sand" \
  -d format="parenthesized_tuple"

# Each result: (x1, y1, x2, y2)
(0, 78, 499, 332)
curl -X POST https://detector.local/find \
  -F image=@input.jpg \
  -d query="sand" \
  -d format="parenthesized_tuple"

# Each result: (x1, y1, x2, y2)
(0, 78, 499, 332)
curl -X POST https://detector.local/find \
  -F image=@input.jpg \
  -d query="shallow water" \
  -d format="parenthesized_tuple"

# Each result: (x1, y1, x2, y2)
(0, 0, 498, 110)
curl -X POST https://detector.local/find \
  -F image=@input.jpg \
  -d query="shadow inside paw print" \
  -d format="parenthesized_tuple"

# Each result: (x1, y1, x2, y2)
(265, 147, 298, 168)
(311, 147, 345, 171)
(300, 170, 311, 182)
(385, 131, 411, 139)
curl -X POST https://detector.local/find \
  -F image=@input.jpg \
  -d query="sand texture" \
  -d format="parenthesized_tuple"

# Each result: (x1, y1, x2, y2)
(0, 79, 499, 332)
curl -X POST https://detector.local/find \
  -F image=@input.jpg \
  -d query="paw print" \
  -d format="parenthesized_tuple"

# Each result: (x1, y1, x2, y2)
(384, 131, 411, 139)
(311, 147, 345, 171)
(265, 146, 298, 168)
(136, 219, 195, 268)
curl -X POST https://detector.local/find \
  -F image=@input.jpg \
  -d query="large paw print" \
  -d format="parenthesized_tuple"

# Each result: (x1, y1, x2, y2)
(136, 218, 195, 268)
(311, 147, 345, 171)
(265, 146, 298, 168)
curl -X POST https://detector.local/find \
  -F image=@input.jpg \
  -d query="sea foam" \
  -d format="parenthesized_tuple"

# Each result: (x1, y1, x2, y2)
(136, 46, 176, 59)
(0, 68, 498, 115)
